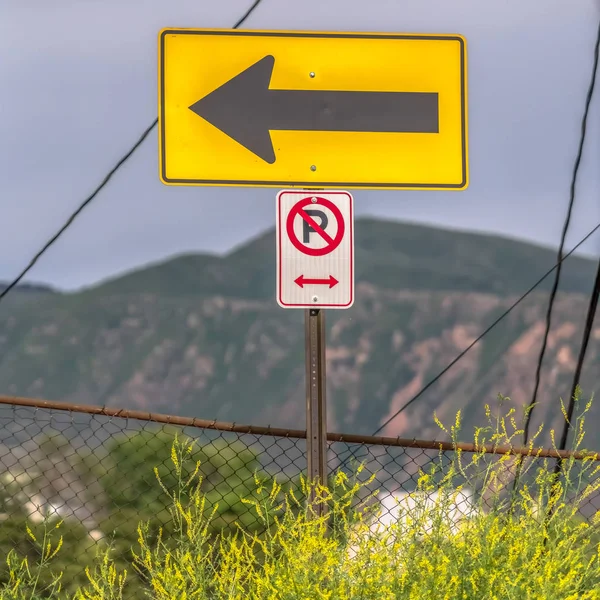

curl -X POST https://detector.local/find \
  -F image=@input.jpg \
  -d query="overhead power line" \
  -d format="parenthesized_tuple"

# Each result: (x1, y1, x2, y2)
(232, 0, 264, 28)
(522, 17, 600, 449)
(508, 16, 600, 510)
(333, 223, 600, 490)
(0, 121, 156, 304)
(370, 220, 600, 438)
(543, 255, 600, 530)
(559, 257, 600, 451)
(328, 220, 600, 479)
(544, 21, 600, 521)
(371, 16, 600, 440)
(0, 0, 266, 306)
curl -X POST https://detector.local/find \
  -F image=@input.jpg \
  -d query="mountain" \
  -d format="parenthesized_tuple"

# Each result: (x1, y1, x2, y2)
(0, 218, 598, 453)
(88, 219, 596, 299)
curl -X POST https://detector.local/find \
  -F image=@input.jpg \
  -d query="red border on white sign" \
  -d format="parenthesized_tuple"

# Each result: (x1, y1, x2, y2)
(277, 190, 354, 308)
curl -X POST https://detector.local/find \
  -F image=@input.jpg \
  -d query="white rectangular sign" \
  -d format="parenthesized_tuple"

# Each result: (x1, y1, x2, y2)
(276, 190, 354, 309)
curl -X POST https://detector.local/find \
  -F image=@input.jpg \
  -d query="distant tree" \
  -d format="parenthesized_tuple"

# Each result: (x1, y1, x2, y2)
(99, 426, 275, 535)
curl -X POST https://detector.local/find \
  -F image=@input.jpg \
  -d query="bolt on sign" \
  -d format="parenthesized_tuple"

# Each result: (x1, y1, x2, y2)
(158, 29, 469, 191)
(277, 190, 354, 309)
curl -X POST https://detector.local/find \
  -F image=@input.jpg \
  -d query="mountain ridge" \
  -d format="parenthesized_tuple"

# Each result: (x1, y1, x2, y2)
(73, 217, 596, 300)
(0, 218, 597, 454)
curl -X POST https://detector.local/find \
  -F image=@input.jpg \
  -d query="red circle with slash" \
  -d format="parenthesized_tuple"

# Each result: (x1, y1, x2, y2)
(286, 197, 345, 257)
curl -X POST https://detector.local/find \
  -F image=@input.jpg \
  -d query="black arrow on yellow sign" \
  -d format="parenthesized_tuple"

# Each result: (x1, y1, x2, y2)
(189, 55, 439, 164)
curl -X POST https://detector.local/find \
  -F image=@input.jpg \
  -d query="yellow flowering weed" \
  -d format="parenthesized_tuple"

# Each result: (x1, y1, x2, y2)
(2, 391, 600, 599)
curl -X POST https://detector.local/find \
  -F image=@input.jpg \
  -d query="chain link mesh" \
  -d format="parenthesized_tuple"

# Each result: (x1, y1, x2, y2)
(329, 439, 600, 532)
(0, 397, 598, 596)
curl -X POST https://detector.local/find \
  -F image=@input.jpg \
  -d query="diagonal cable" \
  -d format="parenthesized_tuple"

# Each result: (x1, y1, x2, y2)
(370, 223, 600, 439)
(521, 17, 600, 448)
(334, 221, 600, 480)
(0, 0, 266, 305)
(509, 17, 600, 508)
(0, 121, 156, 303)
(369, 16, 600, 442)
(542, 255, 600, 533)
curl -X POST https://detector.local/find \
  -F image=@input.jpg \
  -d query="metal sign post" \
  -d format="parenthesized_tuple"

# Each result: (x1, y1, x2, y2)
(305, 308, 328, 517)
(276, 190, 354, 518)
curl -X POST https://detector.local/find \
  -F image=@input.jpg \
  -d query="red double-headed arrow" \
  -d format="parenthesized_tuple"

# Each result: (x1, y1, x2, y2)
(294, 275, 339, 288)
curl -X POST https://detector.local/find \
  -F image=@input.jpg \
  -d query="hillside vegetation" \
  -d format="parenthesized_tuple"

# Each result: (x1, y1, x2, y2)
(0, 218, 598, 449)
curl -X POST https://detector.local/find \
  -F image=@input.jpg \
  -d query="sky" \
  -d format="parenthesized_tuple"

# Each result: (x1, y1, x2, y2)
(1, 0, 599, 291)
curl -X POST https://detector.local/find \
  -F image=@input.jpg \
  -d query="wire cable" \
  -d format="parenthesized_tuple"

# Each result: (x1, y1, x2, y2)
(0, 0, 265, 305)
(367, 16, 600, 442)
(232, 0, 264, 28)
(334, 221, 600, 479)
(508, 18, 600, 510)
(522, 17, 600, 450)
(369, 223, 600, 439)
(541, 255, 600, 533)
(0, 121, 156, 303)
(557, 257, 600, 452)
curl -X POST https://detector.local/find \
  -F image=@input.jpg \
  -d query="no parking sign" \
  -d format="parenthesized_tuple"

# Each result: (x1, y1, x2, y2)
(276, 190, 354, 309)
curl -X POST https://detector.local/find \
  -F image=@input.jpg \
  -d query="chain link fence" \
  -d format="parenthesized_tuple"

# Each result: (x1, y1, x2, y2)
(0, 395, 599, 596)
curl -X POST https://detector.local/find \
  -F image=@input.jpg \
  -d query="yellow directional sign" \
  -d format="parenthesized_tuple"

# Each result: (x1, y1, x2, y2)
(158, 29, 468, 190)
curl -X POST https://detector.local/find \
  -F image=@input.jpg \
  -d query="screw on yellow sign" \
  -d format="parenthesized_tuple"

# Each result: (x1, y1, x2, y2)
(158, 29, 468, 191)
